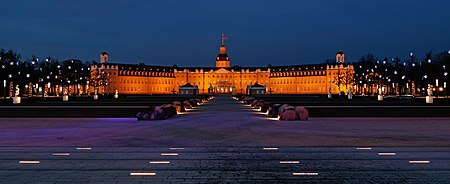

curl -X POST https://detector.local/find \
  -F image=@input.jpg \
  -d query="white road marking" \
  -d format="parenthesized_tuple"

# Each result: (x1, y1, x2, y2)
(19, 161, 40, 164)
(293, 172, 319, 176)
(129, 172, 156, 176)
(378, 152, 396, 156)
(263, 148, 278, 151)
(160, 153, 178, 156)
(52, 153, 70, 156)
(409, 160, 430, 164)
(149, 161, 170, 164)
(280, 161, 300, 164)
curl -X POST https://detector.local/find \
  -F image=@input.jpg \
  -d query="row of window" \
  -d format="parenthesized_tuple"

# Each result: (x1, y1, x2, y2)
(272, 70, 326, 77)
(178, 75, 269, 78)
(178, 80, 269, 85)
(119, 78, 174, 85)
(119, 70, 174, 77)
(117, 77, 332, 86)
(119, 86, 172, 92)
(271, 78, 326, 85)
(274, 86, 333, 92)
(114, 70, 346, 78)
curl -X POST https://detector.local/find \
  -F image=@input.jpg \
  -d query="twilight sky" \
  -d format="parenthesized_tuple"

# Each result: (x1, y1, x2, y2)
(1, 0, 449, 67)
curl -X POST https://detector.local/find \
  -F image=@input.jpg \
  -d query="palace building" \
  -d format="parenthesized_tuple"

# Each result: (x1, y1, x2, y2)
(91, 36, 354, 95)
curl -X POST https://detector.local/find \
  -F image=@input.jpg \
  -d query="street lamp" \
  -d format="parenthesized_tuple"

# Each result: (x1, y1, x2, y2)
(3, 80, 6, 99)
(445, 82, 447, 98)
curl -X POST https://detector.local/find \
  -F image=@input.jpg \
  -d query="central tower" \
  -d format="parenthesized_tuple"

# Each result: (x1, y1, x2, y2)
(216, 33, 230, 68)
(336, 50, 345, 63)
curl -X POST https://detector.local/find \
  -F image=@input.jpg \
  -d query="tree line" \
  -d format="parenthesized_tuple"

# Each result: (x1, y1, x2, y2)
(0, 49, 98, 98)
(348, 51, 450, 96)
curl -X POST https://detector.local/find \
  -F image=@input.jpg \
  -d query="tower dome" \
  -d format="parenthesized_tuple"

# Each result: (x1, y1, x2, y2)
(100, 51, 109, 63)
(336, 50, 344, 63)
(216, 34, 230, 68)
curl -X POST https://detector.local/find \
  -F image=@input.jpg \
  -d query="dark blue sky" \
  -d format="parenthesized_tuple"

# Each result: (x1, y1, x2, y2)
(1, 0, 449, 67)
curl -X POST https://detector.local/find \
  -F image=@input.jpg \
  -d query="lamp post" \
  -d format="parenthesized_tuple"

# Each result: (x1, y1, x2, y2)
(436, 79, 439, 98)
(444, 69, 448, 98)
(444, 82, 447, 98)
(3, 80, 5, 99)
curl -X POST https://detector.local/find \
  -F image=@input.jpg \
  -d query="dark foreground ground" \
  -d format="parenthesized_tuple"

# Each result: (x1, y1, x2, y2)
(1, 147, 449, 183)
(1, 96, 450, 183)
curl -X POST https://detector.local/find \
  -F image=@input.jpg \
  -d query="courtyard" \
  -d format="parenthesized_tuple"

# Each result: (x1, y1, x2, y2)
(1, 96, 450, 183)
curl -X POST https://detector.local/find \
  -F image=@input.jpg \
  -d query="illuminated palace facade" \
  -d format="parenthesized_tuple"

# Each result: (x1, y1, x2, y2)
(91, 39, 354, 95)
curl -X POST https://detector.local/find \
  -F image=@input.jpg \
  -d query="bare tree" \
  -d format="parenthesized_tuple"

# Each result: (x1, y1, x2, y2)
(90, 68, 109, 96)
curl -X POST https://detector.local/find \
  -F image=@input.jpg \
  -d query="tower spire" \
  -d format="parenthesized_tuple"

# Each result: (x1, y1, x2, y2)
(221, 33, 227, 46)
(216, 33, 230, 68)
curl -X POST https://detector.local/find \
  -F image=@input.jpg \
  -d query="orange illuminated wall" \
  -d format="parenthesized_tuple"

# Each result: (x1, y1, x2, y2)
(91, 64, 353, 95)
(90, 47, 354, 95)
(91, 64, 176, 95)
(173, 68, 269, 94)
(268, 68, 328, 94)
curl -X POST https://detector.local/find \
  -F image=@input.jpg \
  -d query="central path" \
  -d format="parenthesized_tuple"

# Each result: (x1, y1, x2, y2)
(180, 95, 255, 118)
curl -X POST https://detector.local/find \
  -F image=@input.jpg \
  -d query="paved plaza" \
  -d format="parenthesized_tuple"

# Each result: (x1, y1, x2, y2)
(1, 96, 450, 183)
(1, 147, 450, 183)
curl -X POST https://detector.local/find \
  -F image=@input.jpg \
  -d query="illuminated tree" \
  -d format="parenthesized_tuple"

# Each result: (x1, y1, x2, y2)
(90, 68, 109, 95)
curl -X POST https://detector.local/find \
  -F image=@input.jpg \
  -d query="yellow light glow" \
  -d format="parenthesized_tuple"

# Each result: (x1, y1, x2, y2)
(267, 116, 280, 121)
(260, 111, 269, 115)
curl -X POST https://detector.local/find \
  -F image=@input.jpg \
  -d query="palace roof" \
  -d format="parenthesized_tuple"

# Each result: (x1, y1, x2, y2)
(99, 62, 341, 73)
